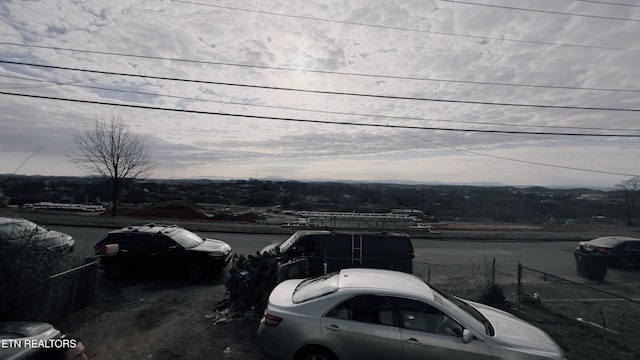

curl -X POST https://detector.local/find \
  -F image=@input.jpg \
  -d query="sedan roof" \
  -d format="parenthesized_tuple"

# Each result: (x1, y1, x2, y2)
(587, 236, 640, 247)
(337, 268, 434, 300)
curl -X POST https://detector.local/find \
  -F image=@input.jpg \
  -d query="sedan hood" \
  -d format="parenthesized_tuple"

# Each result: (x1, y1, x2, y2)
(191, 239, 232, 254)
(33, 230, 74, 250)
(0, 321, 61, 360)
(468, 300, 564, 358)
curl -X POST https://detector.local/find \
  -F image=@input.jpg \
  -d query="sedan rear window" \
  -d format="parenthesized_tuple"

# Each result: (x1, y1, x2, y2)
(292, 273, 339, 303)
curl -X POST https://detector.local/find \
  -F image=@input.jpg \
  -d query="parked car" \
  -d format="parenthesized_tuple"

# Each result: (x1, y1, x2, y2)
(0, 321, 62, 360)
(258, 268, 565, 360)
(93, 223, 233, 281)
(576, 236, 640, 269)
(260, 230, 414, 277)
(0, 216, 75, 253)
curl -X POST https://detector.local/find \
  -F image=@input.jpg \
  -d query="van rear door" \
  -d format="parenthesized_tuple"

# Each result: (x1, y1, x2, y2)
(363, 234, 413, 273)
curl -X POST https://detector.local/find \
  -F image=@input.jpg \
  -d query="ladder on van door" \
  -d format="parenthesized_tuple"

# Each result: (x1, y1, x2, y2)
(351, 235, 363, 265)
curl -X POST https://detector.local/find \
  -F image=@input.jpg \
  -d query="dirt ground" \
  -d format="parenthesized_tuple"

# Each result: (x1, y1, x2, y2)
(58, 272, 267, 360)
(58, 269, 628, 360)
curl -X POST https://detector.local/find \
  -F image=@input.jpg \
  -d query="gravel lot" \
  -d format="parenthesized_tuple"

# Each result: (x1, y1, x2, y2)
(58, 272, 267, 360)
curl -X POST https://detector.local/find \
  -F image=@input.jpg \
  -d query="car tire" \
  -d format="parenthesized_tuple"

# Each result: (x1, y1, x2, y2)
(295, 346, 338, 360)
(187, 263, 206, 281)
(105, 262, 126, 280)
(620, 257, 637, 270)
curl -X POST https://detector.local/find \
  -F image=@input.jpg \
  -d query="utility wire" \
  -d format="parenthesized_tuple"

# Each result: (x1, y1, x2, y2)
(2, 43, 637, 93)
(2, 90, 640, 138)
(12, 147, 44, 175)
(3, 73, 639, 133)
(0, 72, 112, 90)
(404, 132, 640, 177)
(440, 0, 640, 22)
(2, 60, 639, 112)
(171, 0, 640, 52)
(576, 0, 640, 7)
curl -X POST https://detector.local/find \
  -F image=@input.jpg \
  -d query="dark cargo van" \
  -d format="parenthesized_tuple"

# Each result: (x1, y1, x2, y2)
(261, 230, 414, 276)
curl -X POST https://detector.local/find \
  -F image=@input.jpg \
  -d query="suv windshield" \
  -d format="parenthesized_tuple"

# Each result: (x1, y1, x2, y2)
(169, 229, 204, 249)
(278, 232, 303, 253)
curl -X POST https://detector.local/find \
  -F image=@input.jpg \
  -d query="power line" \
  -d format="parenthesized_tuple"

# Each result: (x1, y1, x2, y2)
(171, 0, 640, 52)
(12, 147, 44, 175)
(441, 0, 640, 22)
(3, 60, 639, 112)
(3, 73, 639, 133)
(2, 42, 637, 94)
(576, 0, 640, 7)
(0, 72, 112, 90)
(2, 90, 640, 138)
(405, 132, 640, 177)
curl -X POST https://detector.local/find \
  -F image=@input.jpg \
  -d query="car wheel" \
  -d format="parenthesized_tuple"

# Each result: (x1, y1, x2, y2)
(105, 262, 126, 280)
(620, 257, 637, 270)
(187, 263, 206, 281)
(296, 346, 338, 360)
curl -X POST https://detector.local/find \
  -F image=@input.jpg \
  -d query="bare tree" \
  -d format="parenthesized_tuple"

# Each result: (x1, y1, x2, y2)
(67, 115, 155, 216)
(616, 176, 640, 226)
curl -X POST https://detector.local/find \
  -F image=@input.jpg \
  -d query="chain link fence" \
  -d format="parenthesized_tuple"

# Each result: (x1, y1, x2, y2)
(45, 260, 99, 322)
(413, 259, 640, 358)
(413, 258, 519, 302)
(517, 263, 640, 358)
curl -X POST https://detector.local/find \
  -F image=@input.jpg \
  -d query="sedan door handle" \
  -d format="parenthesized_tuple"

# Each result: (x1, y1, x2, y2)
(325, 324, 342, 331)
(404, 338, 421, 345)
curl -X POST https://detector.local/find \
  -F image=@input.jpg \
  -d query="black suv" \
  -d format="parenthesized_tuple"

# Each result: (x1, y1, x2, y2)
(93, 223, 233, 281)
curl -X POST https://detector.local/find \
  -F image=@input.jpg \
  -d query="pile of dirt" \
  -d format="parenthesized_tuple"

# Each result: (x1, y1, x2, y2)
(114, 201, 264, 223)
(115, 200, 210, 220)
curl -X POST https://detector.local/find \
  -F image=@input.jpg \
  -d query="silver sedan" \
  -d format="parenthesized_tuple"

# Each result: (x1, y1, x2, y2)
(258, 268, 565, 360)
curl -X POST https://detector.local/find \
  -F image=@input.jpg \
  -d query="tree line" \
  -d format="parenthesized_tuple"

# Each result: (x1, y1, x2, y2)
(2, 114, 638, 225)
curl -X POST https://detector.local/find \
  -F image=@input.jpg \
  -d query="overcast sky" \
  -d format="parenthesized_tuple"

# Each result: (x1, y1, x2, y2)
(1, 0, 639, 188)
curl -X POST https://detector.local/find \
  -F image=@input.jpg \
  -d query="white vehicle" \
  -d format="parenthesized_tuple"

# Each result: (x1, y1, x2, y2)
(0, 216, 75, 253)
(258, 268, 565, 360)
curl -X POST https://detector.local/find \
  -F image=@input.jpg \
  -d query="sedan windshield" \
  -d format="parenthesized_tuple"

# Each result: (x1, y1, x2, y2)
(429, 283, 494, 336)
(169, 229, 204, 249)
(0, 221, 47, 240)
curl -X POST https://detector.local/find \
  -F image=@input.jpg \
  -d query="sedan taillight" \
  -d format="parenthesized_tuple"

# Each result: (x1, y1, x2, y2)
(263, 311, 282, 326)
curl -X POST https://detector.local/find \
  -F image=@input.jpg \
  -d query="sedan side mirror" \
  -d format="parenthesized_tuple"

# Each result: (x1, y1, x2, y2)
(462, 329, 474, 343)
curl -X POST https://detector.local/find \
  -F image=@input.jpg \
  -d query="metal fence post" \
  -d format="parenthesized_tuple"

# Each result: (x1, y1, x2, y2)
(44, 277, 52, 322)
(517, 262, 522, 304)
(492, 258, 496, 287)
(70, 268, 80, 314)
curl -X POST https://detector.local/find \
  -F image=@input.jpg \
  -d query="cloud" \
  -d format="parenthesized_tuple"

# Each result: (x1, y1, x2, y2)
(0, 0, 638, 187)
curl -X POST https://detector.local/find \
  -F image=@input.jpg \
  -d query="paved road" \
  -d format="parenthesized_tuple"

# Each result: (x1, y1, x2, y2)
(51, 225, 640, 300)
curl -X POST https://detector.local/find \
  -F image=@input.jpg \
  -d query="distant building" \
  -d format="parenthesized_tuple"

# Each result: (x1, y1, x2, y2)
(578, 194, 607, 201)
(284, 211, 421, 230)
(391, 209, 425, 217)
